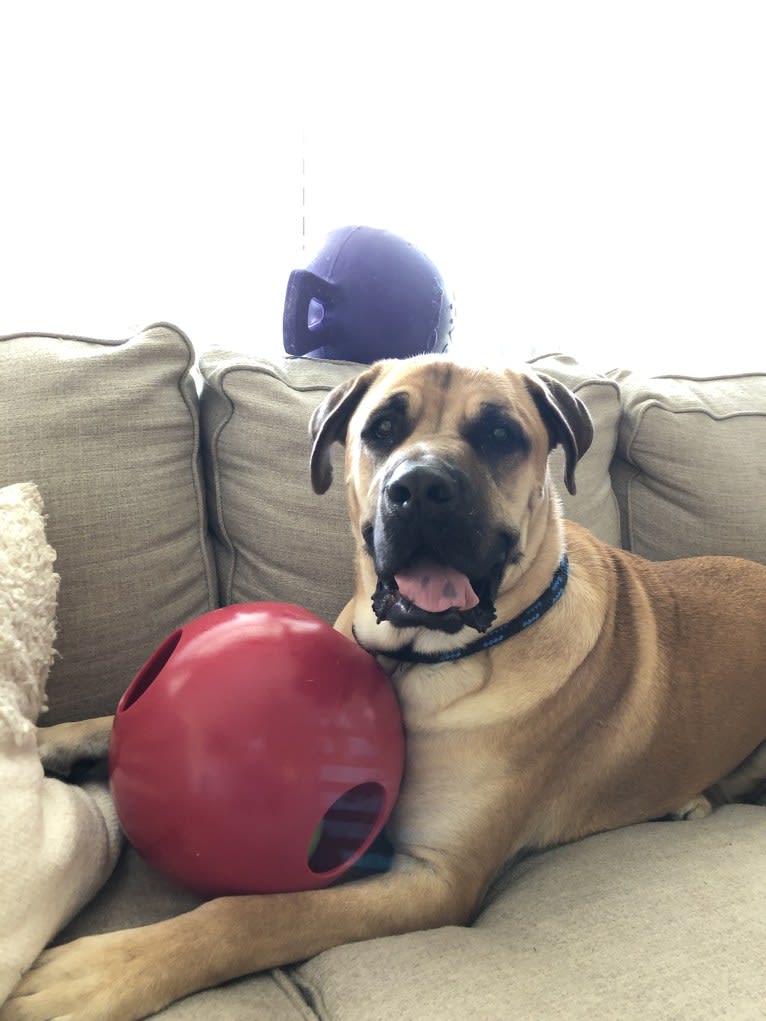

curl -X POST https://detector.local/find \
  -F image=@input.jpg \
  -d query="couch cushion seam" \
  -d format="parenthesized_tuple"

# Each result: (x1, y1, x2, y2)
(168, 324, 220, 612)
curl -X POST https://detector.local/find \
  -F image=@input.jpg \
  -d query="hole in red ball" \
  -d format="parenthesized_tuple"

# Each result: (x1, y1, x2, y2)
(122, 629, 182, 711)
(308, 782, 385, 875)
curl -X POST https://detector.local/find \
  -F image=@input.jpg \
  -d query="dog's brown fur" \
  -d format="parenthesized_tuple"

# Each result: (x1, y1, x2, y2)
(5, 356, 765, 1021)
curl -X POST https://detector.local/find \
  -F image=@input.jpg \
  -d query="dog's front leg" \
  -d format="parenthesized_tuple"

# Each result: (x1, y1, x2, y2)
(36, 715, 114, 777)
(3, 852, 485, 1021)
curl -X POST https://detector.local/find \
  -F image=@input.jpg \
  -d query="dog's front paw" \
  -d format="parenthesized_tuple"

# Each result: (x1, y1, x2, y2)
(36, 723, 81, 777)
(671, 795, 713, 820)
(36, 716, 113, 777)
(1, 929, 174, 1021)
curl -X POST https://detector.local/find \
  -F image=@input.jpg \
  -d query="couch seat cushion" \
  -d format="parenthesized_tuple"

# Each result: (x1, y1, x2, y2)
(58, 846, 315, 1020)
(294, 807, 766, 1020)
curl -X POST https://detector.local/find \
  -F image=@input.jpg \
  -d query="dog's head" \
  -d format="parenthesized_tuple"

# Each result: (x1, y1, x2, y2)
(310, 357, 592, 635)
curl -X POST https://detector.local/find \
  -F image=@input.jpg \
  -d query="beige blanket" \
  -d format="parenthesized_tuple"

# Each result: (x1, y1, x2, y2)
(0, 483, 122, 1006)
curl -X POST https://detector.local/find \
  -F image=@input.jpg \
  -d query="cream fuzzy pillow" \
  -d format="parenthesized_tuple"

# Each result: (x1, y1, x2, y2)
(0, 483, 122, 1006)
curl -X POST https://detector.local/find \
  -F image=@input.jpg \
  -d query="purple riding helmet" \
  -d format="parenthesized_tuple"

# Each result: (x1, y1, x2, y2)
(283, 226, 454, 362)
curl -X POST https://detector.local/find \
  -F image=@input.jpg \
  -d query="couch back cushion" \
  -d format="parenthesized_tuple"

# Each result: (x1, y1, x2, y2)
(612, 370, 766, 563)
(199, 352, 621, 624)
(529, 354, 621, 546)
(200, 353, 360, 625)
(0, 324, 218, 724)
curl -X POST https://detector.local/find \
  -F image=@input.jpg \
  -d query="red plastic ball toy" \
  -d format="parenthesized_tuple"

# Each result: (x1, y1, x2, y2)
(108, 603, 404, 897)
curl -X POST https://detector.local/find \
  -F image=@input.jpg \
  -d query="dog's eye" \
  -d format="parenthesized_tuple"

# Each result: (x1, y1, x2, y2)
(362, 394, 411, 454)
(485, 421, 525, 453)
(464, 407, 530, 461)
(362, 410, 408, 453)
(481, 425, 516, 453)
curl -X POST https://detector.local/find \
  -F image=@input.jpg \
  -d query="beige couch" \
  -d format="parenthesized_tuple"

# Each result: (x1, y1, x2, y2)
(1, 323, 765, 1019)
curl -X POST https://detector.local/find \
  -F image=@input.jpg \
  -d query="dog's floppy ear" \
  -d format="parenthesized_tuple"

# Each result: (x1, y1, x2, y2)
(524, 371, 594, 495)
(309, 367, 381, 494)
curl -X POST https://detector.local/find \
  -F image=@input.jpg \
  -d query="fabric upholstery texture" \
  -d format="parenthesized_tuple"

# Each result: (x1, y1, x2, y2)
(530, 353, 621, 546)
(612, 370, 766, 563)
(294, 807, 766, 1021)
(200, 352, 360, 625)
(0, 325, 218, 724)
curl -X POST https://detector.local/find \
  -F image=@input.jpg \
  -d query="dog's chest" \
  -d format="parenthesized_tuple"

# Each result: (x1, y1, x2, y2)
(390, 656, 500, 732)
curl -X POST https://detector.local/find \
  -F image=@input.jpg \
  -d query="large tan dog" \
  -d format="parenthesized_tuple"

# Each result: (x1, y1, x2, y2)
(5, 356, 766, 1021)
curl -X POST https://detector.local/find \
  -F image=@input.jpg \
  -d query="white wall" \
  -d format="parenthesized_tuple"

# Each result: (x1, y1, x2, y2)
(303, 2, 766, 373)
(1, 2, 303, 346)
(2, 1, 764, 373)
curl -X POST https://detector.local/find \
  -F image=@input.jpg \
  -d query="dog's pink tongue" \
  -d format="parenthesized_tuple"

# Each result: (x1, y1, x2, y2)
(395, 561, 480, 613)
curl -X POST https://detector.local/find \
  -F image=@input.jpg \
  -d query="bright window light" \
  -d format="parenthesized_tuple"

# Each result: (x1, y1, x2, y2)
(1, 1, 764, 374)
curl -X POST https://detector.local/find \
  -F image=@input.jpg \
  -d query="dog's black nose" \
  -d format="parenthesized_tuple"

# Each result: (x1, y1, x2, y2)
(384, 459, 462, 519)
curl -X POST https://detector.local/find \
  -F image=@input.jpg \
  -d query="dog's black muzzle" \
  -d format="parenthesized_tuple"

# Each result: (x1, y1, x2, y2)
(366, 456, 514, 633)
(373, 456, 475, 572)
